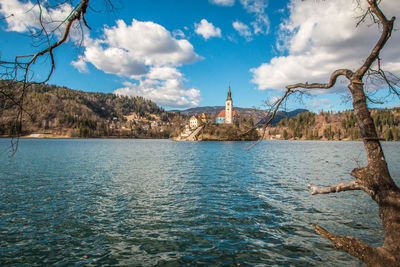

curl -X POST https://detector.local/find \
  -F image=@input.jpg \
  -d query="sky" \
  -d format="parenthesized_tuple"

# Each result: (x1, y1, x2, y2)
(0, 0, 399, 112)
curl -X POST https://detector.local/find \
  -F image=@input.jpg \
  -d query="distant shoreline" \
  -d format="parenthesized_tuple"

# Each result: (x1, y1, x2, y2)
(0, 134, 167, 140)
(1, 135, 397, 142)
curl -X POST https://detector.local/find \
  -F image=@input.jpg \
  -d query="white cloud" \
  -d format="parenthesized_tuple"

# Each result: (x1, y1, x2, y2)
(251, 0, 400, 92)
(71, 56, 88, 73)
(194, 19, 222, 40)
(1, 1, 202, 108)
(240, 0, 266, 13)
(115, 73, 201, 108)
(83, 41, 148, 78)
(0, 0, 71, 32)
(102, 19, 199, 67)
(0, 0, 86, 42)
(209, 0, 235, 6)
(232, 20, 252, 41)
(172, 29, 185, 39)
(239, 0, 270, 35)
(73, 19, 201, 108)
(147, 66, 182, 80)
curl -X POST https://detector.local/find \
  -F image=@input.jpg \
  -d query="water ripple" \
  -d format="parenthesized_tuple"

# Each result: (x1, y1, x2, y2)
(1, 139, 399, 266)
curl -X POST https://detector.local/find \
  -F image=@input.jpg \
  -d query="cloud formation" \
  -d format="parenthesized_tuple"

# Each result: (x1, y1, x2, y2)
(194, 19, 222, 40)
(0, 0, 73, 33)
(209, 0, 235, 6)
(0, 0, 90, 45)
(0, 1, 202, 108)
(208, 0, 271, 40)
(251, 0, 400, 92)
(115, 75, 201, 108)
(232, 21, 252, 41)
(240, 0, 269, 35)
(73, 19, 201, 108)
(172, 29, 185, 39)
(71, 56, 88, 73)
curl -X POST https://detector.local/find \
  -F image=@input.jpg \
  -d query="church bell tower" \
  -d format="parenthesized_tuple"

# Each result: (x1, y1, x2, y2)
(225, 85, 233, 124)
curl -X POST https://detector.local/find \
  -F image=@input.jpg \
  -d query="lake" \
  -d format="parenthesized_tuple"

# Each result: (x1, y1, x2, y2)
(0, 139, 399, 266)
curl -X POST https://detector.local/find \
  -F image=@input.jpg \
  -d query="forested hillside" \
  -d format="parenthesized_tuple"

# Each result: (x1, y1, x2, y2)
(263, 109, 400, 141)
(0, 81, 185, 138)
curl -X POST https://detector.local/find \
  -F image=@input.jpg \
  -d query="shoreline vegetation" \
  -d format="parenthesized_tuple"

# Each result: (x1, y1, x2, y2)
(261, 109, 400, 142)
(1, 81, 399, 141)
(0, 81, 186, 139)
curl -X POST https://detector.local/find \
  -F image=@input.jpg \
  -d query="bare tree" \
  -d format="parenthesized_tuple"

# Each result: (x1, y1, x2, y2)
(265, 0, 399, 265)
(1, 0, 399, 265)
(0, 0, 91, 150)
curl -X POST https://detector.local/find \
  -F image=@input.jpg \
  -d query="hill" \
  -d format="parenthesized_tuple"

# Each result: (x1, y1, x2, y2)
(262, 109, 400, 141)
(256, 109, 309, 125)
(0, 81, 185, 138)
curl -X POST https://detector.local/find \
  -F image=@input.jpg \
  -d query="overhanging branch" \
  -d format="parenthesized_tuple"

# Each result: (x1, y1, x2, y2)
(312, 224, 397, 266)
(244, 87, 296, 150)
(308, 181, 362, 195)
(245, 68, 353, 151)
(286, 69, 353, 90)
(2, 0, 90, 85)
(355, 1, 395, 79)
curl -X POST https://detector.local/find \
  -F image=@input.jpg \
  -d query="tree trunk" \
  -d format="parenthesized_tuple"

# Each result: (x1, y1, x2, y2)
(271, 1, 400, 265)
(344, 79, 400, 265)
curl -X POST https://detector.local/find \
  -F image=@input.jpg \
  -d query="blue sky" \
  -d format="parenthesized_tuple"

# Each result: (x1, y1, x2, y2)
(0, 0, 399, 111)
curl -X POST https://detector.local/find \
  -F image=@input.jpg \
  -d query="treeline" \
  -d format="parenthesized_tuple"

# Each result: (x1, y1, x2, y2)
(0, 81, 185, 138)
(265, 108, 400, 141)
(29, 83, 164, 118)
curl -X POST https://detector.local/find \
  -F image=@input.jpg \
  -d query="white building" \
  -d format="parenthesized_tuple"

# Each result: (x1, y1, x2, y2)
(189, 115, 198, 129)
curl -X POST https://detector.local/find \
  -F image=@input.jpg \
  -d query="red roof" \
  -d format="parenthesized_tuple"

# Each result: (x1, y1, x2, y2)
(217, 109, 237, 118)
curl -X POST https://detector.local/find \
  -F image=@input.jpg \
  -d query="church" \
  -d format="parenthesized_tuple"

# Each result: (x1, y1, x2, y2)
(216, 86, 237, 124)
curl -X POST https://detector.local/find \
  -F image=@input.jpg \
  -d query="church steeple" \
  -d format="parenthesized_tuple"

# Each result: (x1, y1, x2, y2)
(227, 85, 232, 101)
(225, 85, 233, 124)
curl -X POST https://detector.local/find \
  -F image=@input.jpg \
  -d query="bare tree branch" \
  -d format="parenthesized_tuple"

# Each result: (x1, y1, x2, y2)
(307, 181, 362, 195)
(247, 67, 353, 151)
(0, 0, 91, 152)
(2, 0, 90, 84)
(312, 224, 397, 266)
(255, 1, 400, 265)
(286, 69, 353, 91)
(355, 1, 395, 79)
(244, 88, 296, 150)
(366, 56, 400, 98)
(0, 13, 15, 21)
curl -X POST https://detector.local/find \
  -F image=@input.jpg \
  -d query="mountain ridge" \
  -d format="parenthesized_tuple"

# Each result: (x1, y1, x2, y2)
(0, 81, 185, 138)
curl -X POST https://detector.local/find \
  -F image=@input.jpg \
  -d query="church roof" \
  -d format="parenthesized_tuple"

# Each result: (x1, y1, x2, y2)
(217, 109, 237, 118)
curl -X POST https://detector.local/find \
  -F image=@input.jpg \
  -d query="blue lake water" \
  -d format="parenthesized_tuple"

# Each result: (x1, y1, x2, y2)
(0, 139, 399, 266)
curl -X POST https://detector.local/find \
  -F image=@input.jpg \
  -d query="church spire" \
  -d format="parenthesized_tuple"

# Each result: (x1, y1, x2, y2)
(227, 85, 232, 101)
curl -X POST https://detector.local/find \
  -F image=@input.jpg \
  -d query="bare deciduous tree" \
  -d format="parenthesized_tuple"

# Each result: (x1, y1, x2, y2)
(265, 1, 399, 265)
(0, 0, 91, 150)
(1, 0, 399, 265)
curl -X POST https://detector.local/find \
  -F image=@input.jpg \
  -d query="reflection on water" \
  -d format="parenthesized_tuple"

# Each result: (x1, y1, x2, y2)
(0, 139, 399, 266)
